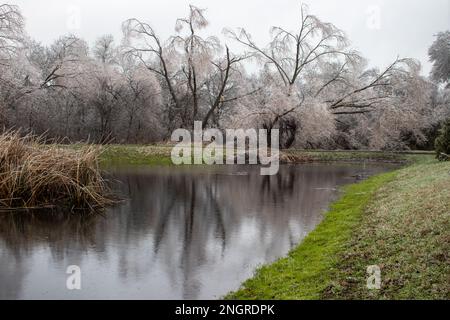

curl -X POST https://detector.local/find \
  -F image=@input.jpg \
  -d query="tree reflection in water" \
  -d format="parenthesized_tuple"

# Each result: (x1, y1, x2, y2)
(0, 163, 393, 299)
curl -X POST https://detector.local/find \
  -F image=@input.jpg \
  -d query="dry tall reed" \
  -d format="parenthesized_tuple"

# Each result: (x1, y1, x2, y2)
(0, 131, 113, 211)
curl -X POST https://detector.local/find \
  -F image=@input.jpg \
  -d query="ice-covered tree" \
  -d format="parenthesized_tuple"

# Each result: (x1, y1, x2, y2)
(429, 31, 450, 86)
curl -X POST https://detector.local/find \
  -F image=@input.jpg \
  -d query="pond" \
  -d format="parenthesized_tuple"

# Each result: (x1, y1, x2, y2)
(0, 163, 396, 299)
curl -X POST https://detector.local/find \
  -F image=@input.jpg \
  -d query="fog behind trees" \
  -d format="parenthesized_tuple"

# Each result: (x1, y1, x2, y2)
(0, 3, 449, 149)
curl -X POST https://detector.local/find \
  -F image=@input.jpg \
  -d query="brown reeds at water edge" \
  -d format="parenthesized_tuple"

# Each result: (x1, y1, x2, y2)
(0, 131, 115, 212)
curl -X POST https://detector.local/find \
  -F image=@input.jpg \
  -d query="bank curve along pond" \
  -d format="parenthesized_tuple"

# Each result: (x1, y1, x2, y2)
(0, 163, 397, 299)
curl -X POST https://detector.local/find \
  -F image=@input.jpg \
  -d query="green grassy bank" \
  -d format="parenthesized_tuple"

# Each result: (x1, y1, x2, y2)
(95, 144, 433, 167)
(226, 157, 449, 300)
(99, 145, 173, 166)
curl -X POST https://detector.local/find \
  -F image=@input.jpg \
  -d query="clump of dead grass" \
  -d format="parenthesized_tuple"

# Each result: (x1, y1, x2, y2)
(0, 131, 114, 211)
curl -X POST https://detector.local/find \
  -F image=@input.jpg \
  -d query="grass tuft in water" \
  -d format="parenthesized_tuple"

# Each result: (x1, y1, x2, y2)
(0, 131, 114, 212)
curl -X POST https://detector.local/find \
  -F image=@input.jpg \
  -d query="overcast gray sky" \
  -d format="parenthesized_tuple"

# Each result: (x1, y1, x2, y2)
(12, 0, 450, 76)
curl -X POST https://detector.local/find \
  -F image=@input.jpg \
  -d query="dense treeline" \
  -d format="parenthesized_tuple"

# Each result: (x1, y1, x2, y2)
(0, 3, 449, 149)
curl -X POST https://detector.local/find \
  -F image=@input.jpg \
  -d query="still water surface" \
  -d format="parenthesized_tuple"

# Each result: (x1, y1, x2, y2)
(0, 163, 395, 299)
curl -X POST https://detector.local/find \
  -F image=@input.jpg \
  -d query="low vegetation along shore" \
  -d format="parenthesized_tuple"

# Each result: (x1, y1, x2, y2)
(97, 144, 433, 167)
(225, 157, 449, 300)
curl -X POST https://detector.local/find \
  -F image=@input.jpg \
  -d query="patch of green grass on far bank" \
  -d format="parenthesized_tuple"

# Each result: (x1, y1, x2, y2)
(283, 149, 434, 164)
(225, 158, 449, 300)
(98, 144, 226, 167)
(99, 145, 173, 167)
(93, 144, 434, 167)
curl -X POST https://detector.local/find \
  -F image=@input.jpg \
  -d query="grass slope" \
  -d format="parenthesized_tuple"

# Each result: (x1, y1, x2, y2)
(324, 160, 450, 299)
(225, 170, 398, 299)
(226, 158, 449, 300)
